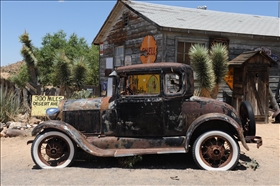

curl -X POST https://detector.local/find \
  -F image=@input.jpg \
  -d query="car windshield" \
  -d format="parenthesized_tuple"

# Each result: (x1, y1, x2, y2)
(119, 74, 160, 95)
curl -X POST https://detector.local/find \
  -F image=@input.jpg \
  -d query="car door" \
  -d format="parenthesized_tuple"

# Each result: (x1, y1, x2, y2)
(115, 74, 163, 137)
(162, 72, 186, 136)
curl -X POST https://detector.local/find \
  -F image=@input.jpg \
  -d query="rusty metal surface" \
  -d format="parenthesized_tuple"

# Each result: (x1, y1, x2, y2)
(245, 136, 263, 148)
(31, 120, 187, 157)
(116, 62, 192, 73)
(86, 136, 185, 150)
(184, 113, 249, 151)
(63, 98, 103, 111)
(184, 96, 241, 125)
(32, 62, 262, 159)
(31, 120, 115, 157)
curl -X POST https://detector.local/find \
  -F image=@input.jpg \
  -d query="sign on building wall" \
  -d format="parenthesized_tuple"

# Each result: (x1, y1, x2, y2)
(209, 38, 229, 50)
(31, 95, 64, 116)
(125, 56, 131, 66)
(100, 42, 104, 56)
(224, 67, 234, 90)
(140, 35, 157, 64)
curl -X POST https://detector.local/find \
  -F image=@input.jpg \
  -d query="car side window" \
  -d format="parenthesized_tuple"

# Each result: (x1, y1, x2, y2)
(165, 73, 182, 94)
(120, 74, 160, 96)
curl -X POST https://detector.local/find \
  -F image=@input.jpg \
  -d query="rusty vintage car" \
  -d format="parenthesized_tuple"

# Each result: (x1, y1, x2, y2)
(29, 62, 262, 170)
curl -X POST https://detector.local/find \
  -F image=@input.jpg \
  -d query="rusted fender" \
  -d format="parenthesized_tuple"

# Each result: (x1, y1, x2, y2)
(31, 120, 115, 157)
(184, 113, 249, 152)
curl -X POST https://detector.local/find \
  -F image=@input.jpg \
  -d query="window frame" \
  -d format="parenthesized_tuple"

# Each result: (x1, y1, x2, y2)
(175, 37, 208, 65)
(118, 72, 161, 97)
(114, 45, 124, 67)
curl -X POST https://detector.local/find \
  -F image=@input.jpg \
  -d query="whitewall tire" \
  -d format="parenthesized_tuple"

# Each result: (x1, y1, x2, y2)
(192, 130, 240, 171)
(31, 131, 76, 169)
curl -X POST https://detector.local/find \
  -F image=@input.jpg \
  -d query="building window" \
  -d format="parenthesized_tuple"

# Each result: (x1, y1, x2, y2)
(115, 46, 124, 67)
(177, 41, 205, 65)
(123, 12, 129, 27)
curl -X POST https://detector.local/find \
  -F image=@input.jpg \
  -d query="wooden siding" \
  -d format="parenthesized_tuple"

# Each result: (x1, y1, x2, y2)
(98, 7, 280, 104)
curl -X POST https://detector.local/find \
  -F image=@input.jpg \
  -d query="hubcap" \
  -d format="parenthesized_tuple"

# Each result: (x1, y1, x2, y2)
(45, 139, 64, 159)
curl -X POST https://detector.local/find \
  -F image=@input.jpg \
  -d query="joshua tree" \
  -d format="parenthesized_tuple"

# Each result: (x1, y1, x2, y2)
(18, 31, 40, 94)
(188, 44, 215, 97)
(188, 43, 229, 98)
(209, 43, 229, 99)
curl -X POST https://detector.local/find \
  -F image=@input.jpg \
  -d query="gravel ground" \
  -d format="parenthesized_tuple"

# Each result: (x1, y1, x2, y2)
(1, 123, 279, 185)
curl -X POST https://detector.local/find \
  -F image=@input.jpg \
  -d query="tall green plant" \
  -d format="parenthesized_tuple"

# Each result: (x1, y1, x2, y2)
(209, 43, 229, 98)
(52, 50, 72, 96)
(19, 31, 38, 90)
(10, 64, 30, 88)
(0, 89, 25, 122)
(188, 44, 215, 97)
(72, 57, 87, 90)
(210, 43, 229, 84)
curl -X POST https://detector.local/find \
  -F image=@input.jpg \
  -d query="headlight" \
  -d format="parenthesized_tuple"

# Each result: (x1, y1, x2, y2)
(46, 108, 60, 120)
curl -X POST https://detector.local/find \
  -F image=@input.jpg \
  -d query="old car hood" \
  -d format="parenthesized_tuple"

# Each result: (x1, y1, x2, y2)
(59, 97, 114, 111)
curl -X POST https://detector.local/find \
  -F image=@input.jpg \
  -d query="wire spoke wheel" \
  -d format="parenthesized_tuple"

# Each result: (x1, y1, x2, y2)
(31, 131, 76, 169)
(192, 131, 240, 171)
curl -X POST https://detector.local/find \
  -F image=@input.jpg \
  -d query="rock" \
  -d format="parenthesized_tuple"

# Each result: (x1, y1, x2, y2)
(16, 113, 29, 123)
(0, 122, 6, 132)
(0, 127, 8, 137)
(6, 121, 12, 128)
(8, 122, 26, 129)
(29, 117, 41, 125)
(6, 128, 28, 137)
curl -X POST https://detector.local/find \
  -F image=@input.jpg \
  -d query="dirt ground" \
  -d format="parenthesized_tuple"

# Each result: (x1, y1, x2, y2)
(1, 123, 279, 185)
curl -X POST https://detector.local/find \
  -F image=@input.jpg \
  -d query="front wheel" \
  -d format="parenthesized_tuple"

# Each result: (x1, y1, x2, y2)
(192, 131, 240, 171)
(31, 131, 76, 169)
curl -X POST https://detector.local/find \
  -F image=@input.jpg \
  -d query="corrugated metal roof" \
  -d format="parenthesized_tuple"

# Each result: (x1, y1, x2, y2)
(123, 0, 280, 37)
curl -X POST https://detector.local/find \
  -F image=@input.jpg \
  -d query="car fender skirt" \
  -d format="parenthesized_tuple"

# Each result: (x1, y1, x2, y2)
(185, 113, 249, 151)
(31, 120, 115, 157)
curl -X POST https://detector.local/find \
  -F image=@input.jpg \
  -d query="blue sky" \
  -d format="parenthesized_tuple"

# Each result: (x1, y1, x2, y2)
(1, 0, 279, 67)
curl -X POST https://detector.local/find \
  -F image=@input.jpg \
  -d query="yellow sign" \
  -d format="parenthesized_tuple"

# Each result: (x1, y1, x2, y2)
(224, 67, 234, 90)
(31, 95, 64, 116)
(128, 74, 160, 94)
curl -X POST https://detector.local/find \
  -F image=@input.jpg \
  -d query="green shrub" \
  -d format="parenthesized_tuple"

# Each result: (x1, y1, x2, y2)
(69, 89, 92, 99)
(0, 89, 26, 123)
(118, 156, 143, 168)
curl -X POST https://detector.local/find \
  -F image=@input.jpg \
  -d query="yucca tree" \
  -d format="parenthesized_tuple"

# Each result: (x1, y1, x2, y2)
(72, 57, 87, 90)
(18, 31, 40, 94)
(188, 44, 215, 97)
(52, 50, 72, 96)
(210, 43, 229, 99)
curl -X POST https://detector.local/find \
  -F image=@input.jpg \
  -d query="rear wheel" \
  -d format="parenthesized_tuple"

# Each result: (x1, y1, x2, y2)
(192, 130, 240, 171)
(31, 131, 76, 169)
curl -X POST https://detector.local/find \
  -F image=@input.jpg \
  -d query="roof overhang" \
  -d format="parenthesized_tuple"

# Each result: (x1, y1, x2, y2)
(228, 51, 277, 67)
(92, 1, 124, 45)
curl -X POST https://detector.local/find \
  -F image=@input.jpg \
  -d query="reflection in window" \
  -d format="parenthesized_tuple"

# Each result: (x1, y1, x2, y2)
(177, 42, 205, 65)
(120, 74, 160, 95)
(115, 46, 124, 66)
(165, 73, 182, 94)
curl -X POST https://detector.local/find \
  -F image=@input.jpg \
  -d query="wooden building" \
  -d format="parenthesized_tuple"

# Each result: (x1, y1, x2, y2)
(93, 0, 280, 101)
(228, 51, 276, 123)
